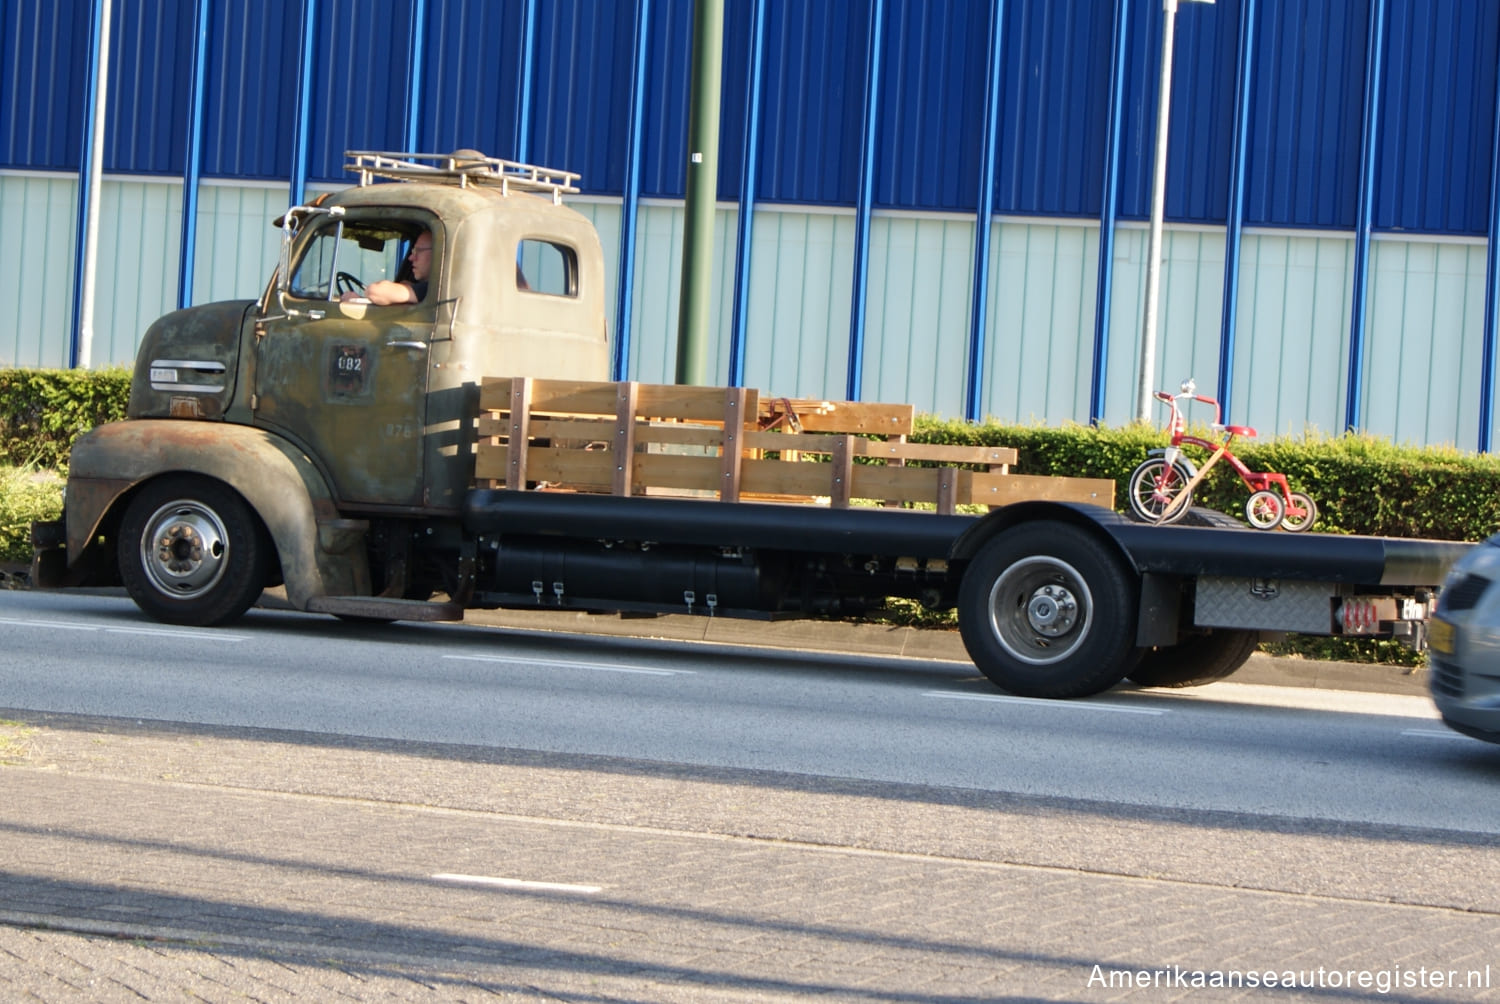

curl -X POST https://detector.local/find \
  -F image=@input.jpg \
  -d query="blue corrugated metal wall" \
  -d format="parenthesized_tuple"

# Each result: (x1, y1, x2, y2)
(202, 0, 301, 179)
(11, 0, 1498, 226)
(1245, 0, 1366, 228)
(1376, 0, 1500, 234)
(7, 0, 1500, 447)
(421, 0, 526, 162)
(1, 0, 90, 168)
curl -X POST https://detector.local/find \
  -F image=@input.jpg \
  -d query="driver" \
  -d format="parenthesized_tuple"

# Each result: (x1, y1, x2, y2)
(340, 230, 432, 305)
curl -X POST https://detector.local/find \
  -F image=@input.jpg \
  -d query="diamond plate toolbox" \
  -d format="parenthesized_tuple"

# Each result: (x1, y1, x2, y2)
(1193, 576, 1333, 634)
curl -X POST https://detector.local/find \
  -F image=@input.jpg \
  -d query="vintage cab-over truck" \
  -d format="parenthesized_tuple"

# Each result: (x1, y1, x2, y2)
(31, 151, 1470, 699)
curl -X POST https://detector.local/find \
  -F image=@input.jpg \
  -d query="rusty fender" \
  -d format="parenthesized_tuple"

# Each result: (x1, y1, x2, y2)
(66, 420, 369, 607)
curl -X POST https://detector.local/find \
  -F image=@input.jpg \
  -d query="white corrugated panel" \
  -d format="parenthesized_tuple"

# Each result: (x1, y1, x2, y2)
(984, 221, 1100, 426)
(191, 184, 285, 306)
(1232, 233, 1352, 437)
(741, 207, 854, 401)
(863, 215, 973, 418)
(1362, 239, 1487, 447)
(0, 174, 76, 368)
(1100, 227, 1226, 428)
(622, 204, 735, 386)
(96, 180, 182, 365)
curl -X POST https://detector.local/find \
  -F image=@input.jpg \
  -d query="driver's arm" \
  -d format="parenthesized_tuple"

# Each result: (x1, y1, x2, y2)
(341, 280, 416, 305)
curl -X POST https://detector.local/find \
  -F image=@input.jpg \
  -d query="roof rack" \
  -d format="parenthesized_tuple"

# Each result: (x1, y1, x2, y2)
(344, 151, 581, 204)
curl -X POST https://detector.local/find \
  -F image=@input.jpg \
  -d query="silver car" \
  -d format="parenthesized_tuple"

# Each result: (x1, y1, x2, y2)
(1431, 535, 1500, 743)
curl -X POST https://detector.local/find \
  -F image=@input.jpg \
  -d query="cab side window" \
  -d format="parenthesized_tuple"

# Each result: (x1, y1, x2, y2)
(290, 221, 427, 301)
(517, 239, 577, 298)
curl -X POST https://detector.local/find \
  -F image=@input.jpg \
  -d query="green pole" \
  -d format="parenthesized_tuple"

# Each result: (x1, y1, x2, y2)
(674, 0, 724, 385)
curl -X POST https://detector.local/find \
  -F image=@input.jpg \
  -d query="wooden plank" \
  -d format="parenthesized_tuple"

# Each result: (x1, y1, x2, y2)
(478, 376, 514, 413)
(482, 377, 761, 424)
(741, 458, 840, 497)
(759, 398, 914, 436)
(480, 415, 725, 449)
(613, 381, 638, 496)
(720, 386, 747, 502)
(858, 441, 1017, 466)
(829, 436, 853, 507)
(635, 423, 724, 448)
(965, 472, 1115, 508)
(507, 377, 531, 488)
(936, 467, 958, 515)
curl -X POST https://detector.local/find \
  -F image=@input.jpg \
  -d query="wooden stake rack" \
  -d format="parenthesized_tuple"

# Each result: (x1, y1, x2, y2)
(474, 377, 1114, 513)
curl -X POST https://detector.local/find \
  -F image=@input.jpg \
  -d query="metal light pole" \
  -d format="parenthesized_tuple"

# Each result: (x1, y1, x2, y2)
(675, 0, 725, 386)
(1135, 0, 1214, 423)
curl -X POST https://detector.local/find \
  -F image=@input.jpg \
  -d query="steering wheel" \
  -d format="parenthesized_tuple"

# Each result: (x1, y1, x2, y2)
(335, 271, 365, 295)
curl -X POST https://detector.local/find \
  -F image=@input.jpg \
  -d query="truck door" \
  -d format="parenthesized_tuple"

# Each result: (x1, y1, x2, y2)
(254, 213, 440, 509)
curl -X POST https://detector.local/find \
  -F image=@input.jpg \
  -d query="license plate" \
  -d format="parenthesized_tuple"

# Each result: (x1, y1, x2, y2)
(1429, 617, 1455, 655)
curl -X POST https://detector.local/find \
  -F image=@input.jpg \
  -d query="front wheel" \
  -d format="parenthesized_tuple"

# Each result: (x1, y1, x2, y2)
(118, 477, 270, 626)
(957, 522, 1140, 699)
(1127, 458, 1194, 524)
(1244, 490, 1285, 530)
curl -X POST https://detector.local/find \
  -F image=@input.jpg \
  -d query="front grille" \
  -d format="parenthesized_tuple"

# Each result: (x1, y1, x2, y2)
(1430, 658, 1466, 699)
(1440, 574, 1492, 613)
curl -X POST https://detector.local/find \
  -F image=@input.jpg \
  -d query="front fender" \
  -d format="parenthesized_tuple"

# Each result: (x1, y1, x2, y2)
(1145, 447, 1199, 480)
(65, 420, 369, 607)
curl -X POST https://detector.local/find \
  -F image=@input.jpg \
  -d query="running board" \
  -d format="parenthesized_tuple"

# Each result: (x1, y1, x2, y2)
(306, 596, 464, 622)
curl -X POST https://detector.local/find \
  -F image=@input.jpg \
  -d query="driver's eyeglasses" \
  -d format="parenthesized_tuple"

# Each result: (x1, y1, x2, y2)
(411, 245, 433, 256)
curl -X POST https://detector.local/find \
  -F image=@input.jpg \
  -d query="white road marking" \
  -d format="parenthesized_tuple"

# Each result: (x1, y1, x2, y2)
(924, 691, 1167, 715)
(431, 873, 602, 895)
(1401, 728, 1476, 742)
(0, 618, 98, 631)
(105, 626, 249, 642)
(442, 654, 689, 676)
(0, 617, 247, 642)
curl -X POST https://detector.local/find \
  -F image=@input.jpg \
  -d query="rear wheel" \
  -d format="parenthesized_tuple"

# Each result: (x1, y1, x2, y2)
(957, 522, 1140, 699)
(1281, 491, 1318, 532)
(118, 477, 269, 626)
(1127, 629, 1259, 688)
(1127, 458, 1194, 524)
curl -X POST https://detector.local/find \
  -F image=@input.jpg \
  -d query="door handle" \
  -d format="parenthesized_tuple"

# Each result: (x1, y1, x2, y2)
(385, 340, 427, 350)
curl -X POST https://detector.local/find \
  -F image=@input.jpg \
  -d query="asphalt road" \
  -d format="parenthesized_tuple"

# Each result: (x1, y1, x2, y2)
(3, 588, 1498, 835)
(5, 588, 1500, 1000)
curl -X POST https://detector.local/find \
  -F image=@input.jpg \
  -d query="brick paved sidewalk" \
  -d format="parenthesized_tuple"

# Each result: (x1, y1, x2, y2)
(1, 712, 1497, 1002)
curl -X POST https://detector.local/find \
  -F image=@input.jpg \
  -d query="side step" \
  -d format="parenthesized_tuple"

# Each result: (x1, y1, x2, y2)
(306, 596, 465, 622)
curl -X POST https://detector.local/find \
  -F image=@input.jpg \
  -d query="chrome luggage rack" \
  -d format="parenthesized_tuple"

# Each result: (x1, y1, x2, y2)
(344, 150, 580, 203)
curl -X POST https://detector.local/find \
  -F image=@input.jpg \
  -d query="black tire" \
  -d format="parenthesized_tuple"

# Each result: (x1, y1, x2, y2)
(118, 477, 270, 626)
(957, 522, 1140, 699)
(1127, 629, 1259, 688)
(1281, 491, 1318, 532)
(1127, 457, 1194, 524)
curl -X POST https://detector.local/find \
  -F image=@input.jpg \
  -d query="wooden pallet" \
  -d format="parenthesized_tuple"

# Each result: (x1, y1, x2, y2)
(474, 377, 1114, 512)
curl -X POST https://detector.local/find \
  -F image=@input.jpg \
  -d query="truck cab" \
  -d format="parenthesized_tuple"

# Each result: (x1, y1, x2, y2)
(37, 152, 610, 621)
(135, 151, 610, 514)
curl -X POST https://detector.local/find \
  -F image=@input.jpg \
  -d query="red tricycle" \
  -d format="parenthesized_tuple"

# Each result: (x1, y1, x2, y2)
(1127, 379, 1317, 531)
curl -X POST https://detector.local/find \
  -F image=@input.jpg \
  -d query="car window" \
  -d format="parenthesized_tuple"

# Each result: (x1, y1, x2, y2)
(517, 239, 577, 298)
(290, 222, 425, 301)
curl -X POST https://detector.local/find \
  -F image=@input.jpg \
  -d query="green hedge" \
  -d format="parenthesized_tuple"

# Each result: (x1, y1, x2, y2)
(911, 416, 1500, 543)
(0, 368, 131, 470)
(2, 369, 1494, 664)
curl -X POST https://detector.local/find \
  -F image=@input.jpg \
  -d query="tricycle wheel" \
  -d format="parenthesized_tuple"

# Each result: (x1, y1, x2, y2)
(1127, 629, 1259, 688)
(1127, 458, 1194, 524)
(957, 522, 1140, 699)
(1244, 490, 1285, 530)
(1281, 491, 1318, 532)
(118, 476, 270, 626)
